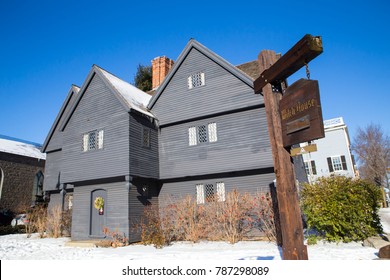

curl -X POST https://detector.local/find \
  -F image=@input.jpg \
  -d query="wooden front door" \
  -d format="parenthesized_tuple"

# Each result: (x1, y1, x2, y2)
(90, 189, 107, 237)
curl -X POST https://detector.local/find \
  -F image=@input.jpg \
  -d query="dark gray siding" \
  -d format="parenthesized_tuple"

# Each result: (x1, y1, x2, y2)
(71, 179, 158, 242)
(71, 182, 129, 240)
(159, 107, 273, 179)
(129, 113, 159, 179)
(45, 93, 78, 152)
(151, 48, 264, 126)
(128, 177, 159, 243)
(159, 173, 275, 208)
(61, 74, 130, 183)
(43, 151, 62, 191)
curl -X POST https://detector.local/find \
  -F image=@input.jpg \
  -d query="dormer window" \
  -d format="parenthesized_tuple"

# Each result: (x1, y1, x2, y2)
(187, 72, 205, 89)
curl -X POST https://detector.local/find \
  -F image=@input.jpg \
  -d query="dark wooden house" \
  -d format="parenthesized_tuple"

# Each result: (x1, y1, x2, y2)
(148, 39, 276, 207)
(42, 65, 158, 241)
(43, 40, 306, 241)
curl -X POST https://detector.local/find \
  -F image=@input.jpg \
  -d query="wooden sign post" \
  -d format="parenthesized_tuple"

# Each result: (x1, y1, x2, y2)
(254, 35, 323, 260)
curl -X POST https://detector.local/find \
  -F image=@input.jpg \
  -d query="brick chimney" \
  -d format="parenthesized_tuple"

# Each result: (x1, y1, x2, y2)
(151, 56, 174, 90)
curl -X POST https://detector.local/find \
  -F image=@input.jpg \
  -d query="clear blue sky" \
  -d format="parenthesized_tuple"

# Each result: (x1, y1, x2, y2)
(0, 0, 389, 145)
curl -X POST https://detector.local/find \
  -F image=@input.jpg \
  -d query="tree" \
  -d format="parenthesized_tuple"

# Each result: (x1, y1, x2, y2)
(352, 123, 390, 188)
(133, 64, 152, 92)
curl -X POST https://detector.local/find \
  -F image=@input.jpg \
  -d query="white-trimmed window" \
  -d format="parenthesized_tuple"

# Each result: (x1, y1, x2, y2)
(196, 182, 225, 204)
(304, 160, 317, 176)
(327, 155, 347, 172)
(188, 123, 218, 146)
(83, 129, 104, 152)
(188, 72, 205, 89)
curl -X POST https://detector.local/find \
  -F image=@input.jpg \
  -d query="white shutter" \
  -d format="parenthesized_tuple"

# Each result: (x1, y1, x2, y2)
(200, 72, 205, 86)
(187, 76, 193, 89)
(83, 133, 89, 151)
(216, 182, 225, 202)
(196, 184, 205, 204)
(208, 123, 217, 142)
(188, 126, 197, 146)
(97, 130, 104, 149)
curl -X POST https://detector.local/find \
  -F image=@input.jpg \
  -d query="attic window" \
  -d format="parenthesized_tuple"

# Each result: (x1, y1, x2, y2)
(83, 130, 104, 152)
(188, 72, 205, 89)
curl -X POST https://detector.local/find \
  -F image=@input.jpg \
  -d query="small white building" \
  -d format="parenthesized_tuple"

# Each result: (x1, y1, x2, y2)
(301, 117, 356, 183)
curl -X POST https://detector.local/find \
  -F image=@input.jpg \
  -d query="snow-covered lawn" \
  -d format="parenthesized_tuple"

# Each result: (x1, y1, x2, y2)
(1, 208, 389, 261)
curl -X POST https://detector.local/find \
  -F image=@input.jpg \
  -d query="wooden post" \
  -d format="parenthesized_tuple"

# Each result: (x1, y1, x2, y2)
(257, 50, 308, 260)
(255, 35, 322, 260)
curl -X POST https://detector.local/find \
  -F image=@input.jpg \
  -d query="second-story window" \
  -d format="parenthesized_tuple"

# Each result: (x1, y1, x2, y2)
(83, 129, 104, 152)
(188, 123, 217, 146)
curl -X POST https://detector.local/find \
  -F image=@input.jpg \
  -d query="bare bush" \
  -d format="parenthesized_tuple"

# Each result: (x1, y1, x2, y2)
(137, 190, 277, 247)
(26, 205, 47, 238)
(46, 205, 63, 238)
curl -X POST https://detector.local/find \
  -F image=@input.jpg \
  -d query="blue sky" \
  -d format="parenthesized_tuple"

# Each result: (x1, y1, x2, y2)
(0, 0, 389, 145)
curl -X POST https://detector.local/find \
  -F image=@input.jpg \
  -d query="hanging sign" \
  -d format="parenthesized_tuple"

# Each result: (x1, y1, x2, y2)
(290, 144, 317, 156)
(280, 79, 324, 147)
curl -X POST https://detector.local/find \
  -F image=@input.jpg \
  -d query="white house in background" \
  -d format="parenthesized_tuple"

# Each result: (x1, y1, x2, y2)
(301, 117, 356, 183)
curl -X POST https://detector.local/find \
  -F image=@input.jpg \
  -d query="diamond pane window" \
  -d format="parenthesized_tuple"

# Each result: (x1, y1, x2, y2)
(205, 184, 215, 202)
(196, 184, 205, 204)
(82, 130, 104, 152)
(189, 127, 197, 146)
(208, 123, 217, 142)
(187, 72, 205, 89)
(88, 131, 96, 150)
(198, 125, 208, 143)
(142, 128, 150, 148)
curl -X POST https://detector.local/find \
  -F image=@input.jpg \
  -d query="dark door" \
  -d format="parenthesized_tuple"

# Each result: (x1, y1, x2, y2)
(90, 189, 107, 237)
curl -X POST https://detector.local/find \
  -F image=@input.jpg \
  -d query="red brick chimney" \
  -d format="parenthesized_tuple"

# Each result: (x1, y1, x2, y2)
(151, 56, 174, 90)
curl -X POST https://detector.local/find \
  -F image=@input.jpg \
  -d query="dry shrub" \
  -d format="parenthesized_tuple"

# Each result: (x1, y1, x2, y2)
(138, 190, 276, 247)
(102, 227, 129, 247)
(250, 192, 277, 242)
(46, 205, 63, 238)
(26, 205, 47, 238)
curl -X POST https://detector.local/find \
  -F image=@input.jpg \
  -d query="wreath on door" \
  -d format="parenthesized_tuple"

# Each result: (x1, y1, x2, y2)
(94, 196, 104, 211)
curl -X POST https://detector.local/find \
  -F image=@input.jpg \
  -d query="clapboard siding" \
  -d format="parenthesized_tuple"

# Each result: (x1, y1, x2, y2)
(71, 182, 129, 240)
(45, 92, 78, 152)
(43, 151, 62, 191)
(71, 179, 158, 242)
(151, 48, 264, 126)
(129, 113, 159, 179)
(61, 74, 130, 183)
(128, 177, 159, 243)
(159, 173, 275, 208)
(159, 107, 273, 179)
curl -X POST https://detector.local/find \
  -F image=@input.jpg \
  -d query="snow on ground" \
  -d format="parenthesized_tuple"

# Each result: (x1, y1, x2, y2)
(0, 208, 389, 260)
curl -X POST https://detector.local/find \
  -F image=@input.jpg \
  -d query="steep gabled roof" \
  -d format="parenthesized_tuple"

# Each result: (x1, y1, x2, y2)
(60, 65, 154, 131)
(42, 85, 80, 152)
(147, 39, 255, 109)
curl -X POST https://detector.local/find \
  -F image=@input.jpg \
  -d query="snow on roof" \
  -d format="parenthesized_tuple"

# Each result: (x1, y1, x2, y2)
(0, 138, 46, 160)
(98, 68, 154, 118)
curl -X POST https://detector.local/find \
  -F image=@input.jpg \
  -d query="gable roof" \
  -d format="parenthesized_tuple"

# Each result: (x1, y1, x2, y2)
(147, 39, 255, 110)
(42, 85, 80, 152)
(60, 65, 154, 131)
